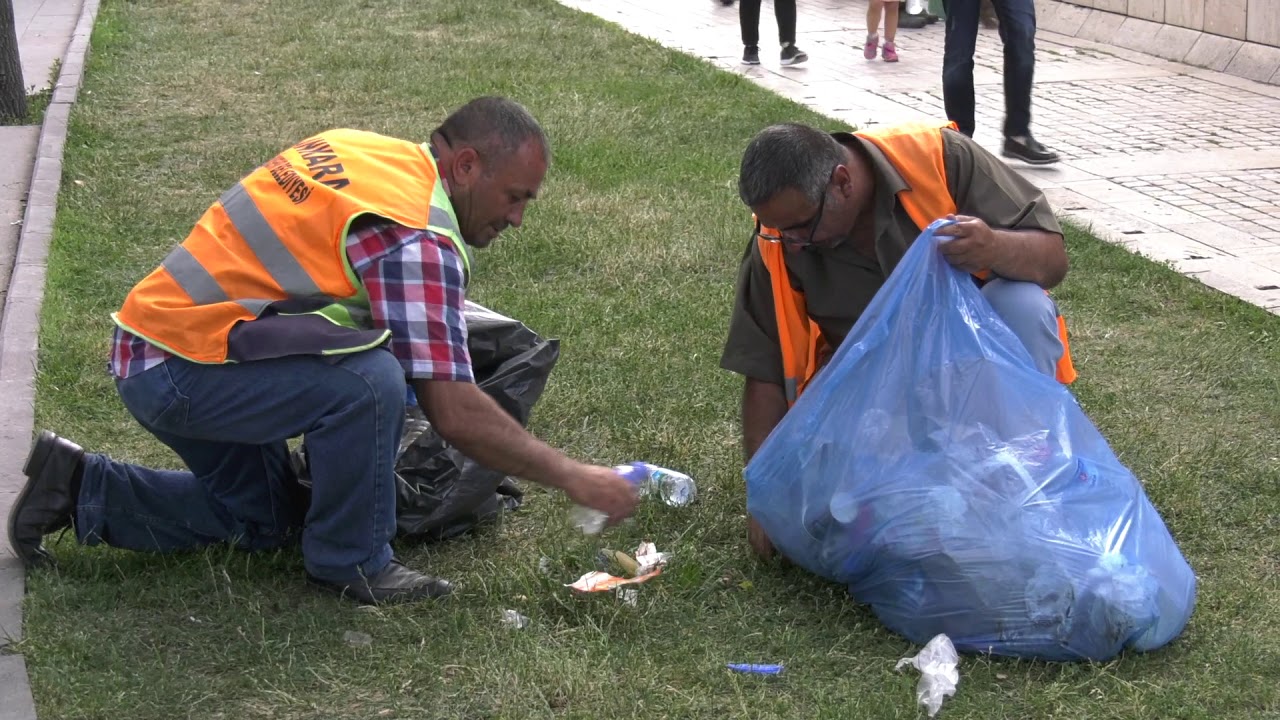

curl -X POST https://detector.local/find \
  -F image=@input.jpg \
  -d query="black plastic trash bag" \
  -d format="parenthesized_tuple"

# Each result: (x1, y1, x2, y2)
(291, 301, 560, 541)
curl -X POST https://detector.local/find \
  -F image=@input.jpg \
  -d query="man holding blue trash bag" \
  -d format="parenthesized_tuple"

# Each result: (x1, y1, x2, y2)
(720, 119, 1075, 560)
(720, 120, 1196, 661)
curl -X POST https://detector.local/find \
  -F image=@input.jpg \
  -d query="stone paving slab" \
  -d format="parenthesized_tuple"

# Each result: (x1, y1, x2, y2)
(14, 0, 84, 92)
(0, 128, 40, 314)
(0, 656, 37, 720)
(563, 0, 1280, 315)
(0, 558, 24, 647)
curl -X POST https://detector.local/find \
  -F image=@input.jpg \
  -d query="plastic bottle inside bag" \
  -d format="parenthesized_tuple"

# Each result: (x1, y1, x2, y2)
(570, 462, 697, 535)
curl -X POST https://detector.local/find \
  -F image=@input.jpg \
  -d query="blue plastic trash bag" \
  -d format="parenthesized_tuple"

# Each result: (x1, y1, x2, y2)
(745, 220, 1196, 661)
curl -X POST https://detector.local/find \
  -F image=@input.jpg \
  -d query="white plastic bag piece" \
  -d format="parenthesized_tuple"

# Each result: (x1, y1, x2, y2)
(634, 542, 669, 575)
(894, 634, 959, 717)
(500, 609, 530, 629)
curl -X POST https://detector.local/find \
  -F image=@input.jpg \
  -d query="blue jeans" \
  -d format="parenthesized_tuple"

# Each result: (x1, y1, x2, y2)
(76, 348, 406, 583)
(981, 278, 1063, 376)
(941, 0, 1037, 138)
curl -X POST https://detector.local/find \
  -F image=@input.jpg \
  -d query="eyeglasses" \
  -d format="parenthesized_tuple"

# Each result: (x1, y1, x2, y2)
(752, 169, 835, 249)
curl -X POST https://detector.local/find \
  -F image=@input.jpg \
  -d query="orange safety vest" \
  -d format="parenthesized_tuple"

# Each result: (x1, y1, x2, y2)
(113, 129, 471, 364)
(757, 119, 1077, 405)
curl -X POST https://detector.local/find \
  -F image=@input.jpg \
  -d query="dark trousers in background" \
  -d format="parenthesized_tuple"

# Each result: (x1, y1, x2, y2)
(941, 0, 1037, 138)
(739, 0, 797, 47)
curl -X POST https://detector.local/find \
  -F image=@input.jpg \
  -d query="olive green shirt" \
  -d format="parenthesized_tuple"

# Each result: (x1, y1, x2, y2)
(720, 128, 1063, 384)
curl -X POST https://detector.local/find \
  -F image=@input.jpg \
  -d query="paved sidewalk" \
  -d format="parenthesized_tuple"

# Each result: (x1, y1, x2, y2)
(14, 0, 83, 91)
(563, 0, 1280, 315)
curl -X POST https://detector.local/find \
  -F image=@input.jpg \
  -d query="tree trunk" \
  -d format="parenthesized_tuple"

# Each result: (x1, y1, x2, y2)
(0, 1, 27, 122)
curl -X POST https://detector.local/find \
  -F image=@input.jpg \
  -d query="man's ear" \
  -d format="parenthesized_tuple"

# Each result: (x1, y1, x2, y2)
(832, 165, 854, 198)
(452, 147, 482, 187)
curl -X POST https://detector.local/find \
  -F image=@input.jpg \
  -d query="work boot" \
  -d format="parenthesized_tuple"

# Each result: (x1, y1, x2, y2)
(308, 558, 455, 605)
(8, 431, 85, 568)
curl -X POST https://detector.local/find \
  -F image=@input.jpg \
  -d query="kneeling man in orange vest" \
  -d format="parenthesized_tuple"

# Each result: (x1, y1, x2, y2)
(8, 97, 639, 604)
(720, 120, 1075, 559)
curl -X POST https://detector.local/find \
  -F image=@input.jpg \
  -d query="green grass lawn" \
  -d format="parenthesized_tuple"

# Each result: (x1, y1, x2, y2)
(15, 0, 1280, 718)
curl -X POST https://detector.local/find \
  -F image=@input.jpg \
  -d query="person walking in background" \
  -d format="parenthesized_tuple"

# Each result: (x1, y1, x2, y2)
(864, 0, 902, 62)
(941, 0, 1059, 165)
(980, 0, 999, 28)
(735, 0, 808, 66)
(898, 0, 937, 29)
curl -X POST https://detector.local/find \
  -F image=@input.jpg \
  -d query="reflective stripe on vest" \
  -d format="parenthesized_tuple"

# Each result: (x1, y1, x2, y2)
(114, 129, 471, 364)
(757, 120, 1077, 405)
(220, 182, 325, 297)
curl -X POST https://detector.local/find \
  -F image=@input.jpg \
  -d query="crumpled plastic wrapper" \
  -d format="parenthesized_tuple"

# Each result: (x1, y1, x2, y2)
(566, 568, 662, 593)
(633, 542, 669, 575)
(894, 634, 959, 717)
(500, 609, 529, 629)
(567, 542, 670, 593)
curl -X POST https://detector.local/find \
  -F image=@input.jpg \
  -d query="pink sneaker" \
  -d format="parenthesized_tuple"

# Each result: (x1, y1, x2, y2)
(882, 41, 899, 62)
(863, 35, 878, 60)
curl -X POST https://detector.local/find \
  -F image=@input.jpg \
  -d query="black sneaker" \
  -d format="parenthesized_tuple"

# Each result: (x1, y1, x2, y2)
(1002, 135, 1061, 165)
(718, 0, 735, 4)
(742, 45, 760, 65)
(780, 44, 808, 66)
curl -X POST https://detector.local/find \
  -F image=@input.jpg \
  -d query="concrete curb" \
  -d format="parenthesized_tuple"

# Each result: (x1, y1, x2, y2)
(0, 0, 102, 718)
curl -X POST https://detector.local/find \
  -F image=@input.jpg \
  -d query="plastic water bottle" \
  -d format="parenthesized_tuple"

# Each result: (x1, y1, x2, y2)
(641, 463, 698, 507)
(570, 462, 697, 535)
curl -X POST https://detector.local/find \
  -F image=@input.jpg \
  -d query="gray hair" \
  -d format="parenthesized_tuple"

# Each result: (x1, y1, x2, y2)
(738, 123, 845, 207)
(435, 96, 551, 166)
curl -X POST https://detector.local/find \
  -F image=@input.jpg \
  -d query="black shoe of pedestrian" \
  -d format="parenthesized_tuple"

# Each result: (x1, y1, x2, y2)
(8, 430, 85, 569)
(307, 558, 455, 605)
(742, 45, 760, 65)
(898, 8, 930, 29)
(718, 0, 736, 5)
(1002, 135, 1061, 165)
(924, 12, 940, 23)
(780, 44, 808, 66)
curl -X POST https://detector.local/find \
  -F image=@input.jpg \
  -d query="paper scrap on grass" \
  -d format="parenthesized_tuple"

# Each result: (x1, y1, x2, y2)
(566, 567, 663, 592)
(633, 542, 669, 575)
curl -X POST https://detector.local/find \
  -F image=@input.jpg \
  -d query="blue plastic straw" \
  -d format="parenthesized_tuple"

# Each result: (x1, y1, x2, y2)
(726, 663, 784, 675)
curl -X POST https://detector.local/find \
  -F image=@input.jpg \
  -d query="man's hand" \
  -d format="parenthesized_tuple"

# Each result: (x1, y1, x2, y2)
(562, 463, 640, 527)
(748, 514, 775, 559)
(418, 380, 638, 523)
(934, 214, 1000, 275)
(933, 214, 1069, 288)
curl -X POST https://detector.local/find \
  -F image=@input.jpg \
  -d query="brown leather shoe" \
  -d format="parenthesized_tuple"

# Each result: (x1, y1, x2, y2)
(307, 558, 455, 605)
(8, 430, 85, 568)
